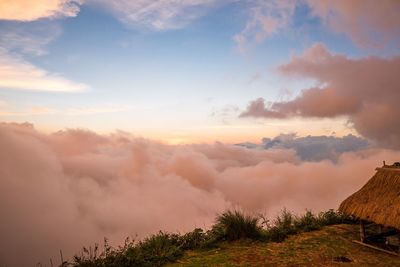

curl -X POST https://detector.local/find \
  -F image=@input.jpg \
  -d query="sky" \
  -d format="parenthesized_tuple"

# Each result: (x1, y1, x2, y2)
(1, 0, 398, 144)
(1, 0, 400, 265)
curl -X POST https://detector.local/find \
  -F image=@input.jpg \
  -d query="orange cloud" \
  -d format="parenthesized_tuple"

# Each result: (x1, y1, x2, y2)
(0, 0, 80, 21)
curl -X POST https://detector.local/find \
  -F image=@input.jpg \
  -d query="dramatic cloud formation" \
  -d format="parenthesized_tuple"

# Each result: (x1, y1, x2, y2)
(1, 122, 400, 265)
(0, 48, 87, 92)
(239, 134, 370, 162)
(241, 43, 400, 148)
(0, 0, 80, 21)
(89, 0, 222, 30)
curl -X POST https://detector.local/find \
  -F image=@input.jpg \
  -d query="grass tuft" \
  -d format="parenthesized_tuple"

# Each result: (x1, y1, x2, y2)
(212, 210, 264, 241)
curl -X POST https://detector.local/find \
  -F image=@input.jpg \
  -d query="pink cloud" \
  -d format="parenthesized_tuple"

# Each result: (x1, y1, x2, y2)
(241, 43, 400, 148)
(235, 0, 400, 52)
(306, 0, 400, 48)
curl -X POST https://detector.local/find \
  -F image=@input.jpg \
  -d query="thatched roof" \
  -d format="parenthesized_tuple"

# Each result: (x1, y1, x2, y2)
(339, 166, 400, 229)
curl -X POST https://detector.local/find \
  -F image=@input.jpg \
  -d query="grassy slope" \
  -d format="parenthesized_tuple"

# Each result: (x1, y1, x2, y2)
(167, 224, 400, 267)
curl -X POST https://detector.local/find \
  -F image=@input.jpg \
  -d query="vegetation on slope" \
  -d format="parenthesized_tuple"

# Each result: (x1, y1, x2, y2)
(168, 224, 400, 267)
(70, 209, 354, 267)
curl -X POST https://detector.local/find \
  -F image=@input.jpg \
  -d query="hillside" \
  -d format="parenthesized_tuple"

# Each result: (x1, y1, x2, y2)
(168, 224, 400, 266)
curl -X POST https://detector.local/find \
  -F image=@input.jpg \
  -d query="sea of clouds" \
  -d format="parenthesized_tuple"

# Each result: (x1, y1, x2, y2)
(1, 122, 400, 265)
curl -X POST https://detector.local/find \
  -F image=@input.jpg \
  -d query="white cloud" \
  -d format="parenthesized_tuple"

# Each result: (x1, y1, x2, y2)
(0, 49, 87, 92)
(0, 22, 62, 56)
(90, 0, 222, 30)
(234, 0, 297, 55)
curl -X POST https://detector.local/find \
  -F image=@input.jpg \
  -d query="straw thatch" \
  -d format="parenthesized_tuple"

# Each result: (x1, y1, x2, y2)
(339, 167, 400, 229)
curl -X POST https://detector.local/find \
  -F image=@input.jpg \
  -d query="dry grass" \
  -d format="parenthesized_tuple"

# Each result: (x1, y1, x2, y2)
(339, 167, 400, 229)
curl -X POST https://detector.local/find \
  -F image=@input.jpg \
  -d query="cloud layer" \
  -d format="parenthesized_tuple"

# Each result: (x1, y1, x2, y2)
(1, 122, 400, 265)
(241, 43, 400, 148)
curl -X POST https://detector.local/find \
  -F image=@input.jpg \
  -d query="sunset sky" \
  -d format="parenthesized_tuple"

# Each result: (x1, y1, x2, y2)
(1, 1, 400, 266)
(2, 0, 398, 144)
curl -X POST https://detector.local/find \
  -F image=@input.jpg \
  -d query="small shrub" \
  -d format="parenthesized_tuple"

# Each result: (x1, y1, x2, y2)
(73, 233, 183, 267)
(265, 226, 289, 242)
(294, 210, 321, 232)
(317, 209, 354, 225)
(265, 209, 355, 243)
(212, 210, 264, 241)
(179, 228, 206, 250)
(137, 232, 183, 266)
(265, 209, 296, 242)
(202, 223, 226, 247)
(274, 209, 297, 233)
(73, 243, 106, 267)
